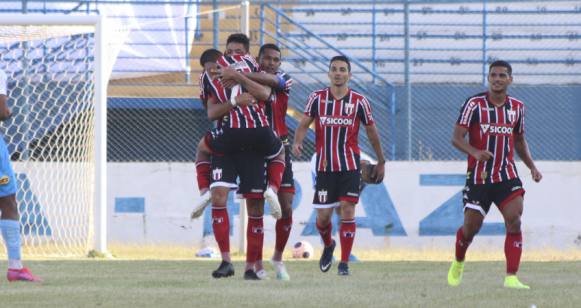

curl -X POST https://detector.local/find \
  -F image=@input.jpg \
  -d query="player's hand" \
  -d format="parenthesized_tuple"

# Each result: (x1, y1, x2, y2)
(292, 143, 303, 157)
(219, 66, 239, 81)
(531, 168, 542, 182)
(370, 162, 385, 183)
(234, 93, 256, 106)
(471, 150, 493, 161)
(221, 78, 237, 89)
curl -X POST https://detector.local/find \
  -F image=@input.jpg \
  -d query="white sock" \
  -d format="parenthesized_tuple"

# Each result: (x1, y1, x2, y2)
(8, 259, 23, 270)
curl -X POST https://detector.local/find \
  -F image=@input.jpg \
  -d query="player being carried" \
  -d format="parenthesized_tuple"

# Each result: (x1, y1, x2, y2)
(447, 60, 542, 289)
(293, 55, 386, 276)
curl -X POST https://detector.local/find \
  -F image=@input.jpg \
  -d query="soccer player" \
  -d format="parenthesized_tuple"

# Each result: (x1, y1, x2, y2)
(292, 55, 386, 276)
(204, 51, 286, 279)
(0, 68, 42, 282)
(447, 60, 542, 289)
(240, 43, 294, 280)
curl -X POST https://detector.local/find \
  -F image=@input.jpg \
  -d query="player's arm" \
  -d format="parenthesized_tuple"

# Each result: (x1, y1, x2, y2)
(452, 125, 492, 161)
(364, 124, 386, 182)
(0, 94, 10, 121)
(514, 133, 542, 182)
(292, 115, 314, 158)
(206, 93, 256, 121)
(220, 67, 272, 101)
(244, 72, 281, 89)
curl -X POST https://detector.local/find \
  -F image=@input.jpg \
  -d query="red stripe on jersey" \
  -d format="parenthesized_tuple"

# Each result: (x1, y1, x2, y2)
(331, 98, 342, 171)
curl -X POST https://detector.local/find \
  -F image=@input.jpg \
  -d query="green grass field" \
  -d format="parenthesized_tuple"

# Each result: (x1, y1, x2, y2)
(0, 260, 580, 307)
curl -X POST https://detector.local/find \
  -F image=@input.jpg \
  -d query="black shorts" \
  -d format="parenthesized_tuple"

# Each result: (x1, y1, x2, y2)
(463, 177, 525, 216)
(206, 126, 283, 159)
(279, 144, 294, 194)
(234, 150, 267, 199)
(209, 153, 238, 190)
(313, 171, 360, 208)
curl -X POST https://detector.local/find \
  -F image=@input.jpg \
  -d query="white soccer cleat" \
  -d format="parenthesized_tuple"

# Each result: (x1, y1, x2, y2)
(255, 269, 268, 280)
(191, 191, 211, 220)
(271, 260, 290, 281)
(264, 187, 282, 220)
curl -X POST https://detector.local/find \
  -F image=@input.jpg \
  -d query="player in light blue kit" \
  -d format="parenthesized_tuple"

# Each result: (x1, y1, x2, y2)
(0, 68, 41, 282)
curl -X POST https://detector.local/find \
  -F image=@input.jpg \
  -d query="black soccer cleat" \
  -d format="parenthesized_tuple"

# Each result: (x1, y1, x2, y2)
(319, 240, 336, 273)
(212, 261, 235, 278)
(337, 262, 350, 276)
(243, 269, 261, 280)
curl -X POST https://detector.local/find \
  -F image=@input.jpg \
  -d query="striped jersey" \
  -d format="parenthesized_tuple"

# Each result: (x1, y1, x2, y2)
(304, 87, 374, 172)
(264, 71, 293, 141)
(457, 92, 525, 185)
(208, 54, 269, 129)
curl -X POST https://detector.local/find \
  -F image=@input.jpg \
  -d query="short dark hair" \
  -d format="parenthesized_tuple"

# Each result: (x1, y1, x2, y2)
(329, 55, 351, 72)
(199, 48, 223, 67)
(258, 43, 281, 58)
(226, 33, 250, 53)
(489, 60, 512, 75)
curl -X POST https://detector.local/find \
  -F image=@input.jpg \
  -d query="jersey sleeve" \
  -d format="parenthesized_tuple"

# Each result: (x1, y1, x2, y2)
(357, 96, 375, 125)
(0, 70, 7, 96)
(456, 99, 478, 128)
(304, 92, 318, 118)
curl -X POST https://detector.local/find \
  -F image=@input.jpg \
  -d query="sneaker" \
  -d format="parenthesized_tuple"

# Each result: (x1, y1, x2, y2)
(319, 240, 336, 273)
(447, 259, 464, 286)
(504, 275, 530, 289)
(337, 262, 350, 276)
(7, 267, 42, 282)
(191, 190, 211, 220)
(211, 261, 234, 278)
(264, 187, 282, 220)
(243, 269, 261, 280)
(255, 269, 268, 280)
(271, 260, 290, 281)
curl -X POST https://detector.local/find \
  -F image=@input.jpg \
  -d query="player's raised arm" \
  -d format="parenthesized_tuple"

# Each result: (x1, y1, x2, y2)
(514, 133, 542, 182)
(452, 125, 493, 162)
(292, 115, 313, 158)
(364, 124, 385, 182)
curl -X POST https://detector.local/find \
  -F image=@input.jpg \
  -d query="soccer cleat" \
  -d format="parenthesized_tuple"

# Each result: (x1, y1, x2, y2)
(271, 260, 290, 281)
(243, 269, 261, 280)
(7, 267, 42, 282)
(211, 261, 234, 278)
(447, 259, 464, 286)
(191, 190, 211, 220)
(337, 262, 350, 276)
(319, 240, 336, 273)
(504, 275, 530, 289)
(264, 187, 282, 220)
(255, 269, 268, 280)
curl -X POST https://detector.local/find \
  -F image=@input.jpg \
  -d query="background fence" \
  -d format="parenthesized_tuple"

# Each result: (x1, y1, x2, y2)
(1, 0, 579, 163)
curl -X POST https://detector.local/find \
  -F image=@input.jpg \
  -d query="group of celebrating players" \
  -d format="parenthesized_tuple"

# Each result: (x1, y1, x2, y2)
(186, 32, 542, 290)
(0, 32, 542, 289)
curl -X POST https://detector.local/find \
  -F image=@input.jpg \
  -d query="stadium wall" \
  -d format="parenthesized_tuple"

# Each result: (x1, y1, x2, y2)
(107, 161, 581, 255)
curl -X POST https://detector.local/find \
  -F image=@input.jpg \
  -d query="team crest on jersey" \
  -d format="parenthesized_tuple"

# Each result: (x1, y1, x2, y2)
(0, 176, 9, 185)
(318, 189, 328, 203)
(507, 110, 517, 123)
(344, 102, 355, 115)
(212, 168, 223, 181)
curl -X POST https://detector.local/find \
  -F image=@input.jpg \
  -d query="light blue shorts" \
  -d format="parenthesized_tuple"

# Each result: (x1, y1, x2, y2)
(0, 137, 17, 197)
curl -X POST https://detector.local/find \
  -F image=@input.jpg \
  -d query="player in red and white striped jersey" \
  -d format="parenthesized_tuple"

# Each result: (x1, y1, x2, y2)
(448, 60, 543, 289)
(293, 56, 386, 276)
